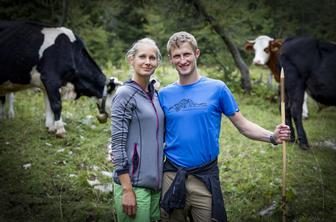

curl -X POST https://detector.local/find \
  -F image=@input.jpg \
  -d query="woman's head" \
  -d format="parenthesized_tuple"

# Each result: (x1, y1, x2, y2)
(126, 38, 161, 77)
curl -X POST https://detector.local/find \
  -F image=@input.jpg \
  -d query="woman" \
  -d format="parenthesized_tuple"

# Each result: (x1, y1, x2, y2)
(110, 38, 164, 222)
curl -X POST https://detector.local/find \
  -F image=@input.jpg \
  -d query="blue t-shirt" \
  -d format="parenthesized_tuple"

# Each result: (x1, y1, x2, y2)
(159, 76, 239, 168)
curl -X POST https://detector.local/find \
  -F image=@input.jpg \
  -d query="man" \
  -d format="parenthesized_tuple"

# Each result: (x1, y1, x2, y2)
(158, 31, 290, 222)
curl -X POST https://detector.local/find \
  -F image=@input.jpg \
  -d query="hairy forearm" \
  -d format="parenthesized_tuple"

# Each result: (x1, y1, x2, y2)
(230, 112, 273, 143)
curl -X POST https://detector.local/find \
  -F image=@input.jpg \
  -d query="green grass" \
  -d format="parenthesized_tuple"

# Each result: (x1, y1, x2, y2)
(0, 67, 335, 222)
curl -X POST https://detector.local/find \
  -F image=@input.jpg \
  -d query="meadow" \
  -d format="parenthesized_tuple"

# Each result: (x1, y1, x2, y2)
(0, 66, 335, 222)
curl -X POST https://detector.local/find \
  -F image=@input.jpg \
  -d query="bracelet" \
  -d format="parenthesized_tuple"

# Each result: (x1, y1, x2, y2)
(270, 134, 278, 145)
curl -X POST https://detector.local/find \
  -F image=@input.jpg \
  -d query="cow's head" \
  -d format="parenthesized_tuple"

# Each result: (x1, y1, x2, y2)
(96, 77, 123, 123)
(245, 35, 283, 65)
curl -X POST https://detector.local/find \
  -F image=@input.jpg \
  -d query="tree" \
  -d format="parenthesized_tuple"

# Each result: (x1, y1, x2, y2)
(191, 0, 251, 92)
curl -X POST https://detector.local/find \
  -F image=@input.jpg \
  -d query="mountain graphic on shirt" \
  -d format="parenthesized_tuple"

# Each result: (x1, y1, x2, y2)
(168, 98, 207, 112)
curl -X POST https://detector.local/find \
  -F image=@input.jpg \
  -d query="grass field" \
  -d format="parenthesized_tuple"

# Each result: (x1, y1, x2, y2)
(0, 68, 335, 222)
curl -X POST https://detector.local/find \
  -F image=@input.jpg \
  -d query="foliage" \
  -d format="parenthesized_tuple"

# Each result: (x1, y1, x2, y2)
(1, 0, 335, 83)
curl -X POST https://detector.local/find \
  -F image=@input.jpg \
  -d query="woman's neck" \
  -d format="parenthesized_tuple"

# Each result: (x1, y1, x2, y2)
(132, 75, 150, 92)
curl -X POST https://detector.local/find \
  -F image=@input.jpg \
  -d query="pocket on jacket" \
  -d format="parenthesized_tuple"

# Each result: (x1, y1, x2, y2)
(131, 143, 139, 176)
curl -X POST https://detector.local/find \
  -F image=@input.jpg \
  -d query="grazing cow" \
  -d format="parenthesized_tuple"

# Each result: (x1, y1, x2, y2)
(245, 35, 336, 149)
(0, 21, 121, 137)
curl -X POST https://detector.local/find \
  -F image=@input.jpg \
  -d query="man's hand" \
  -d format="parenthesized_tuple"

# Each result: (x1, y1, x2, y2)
(273, 123, 291, 144)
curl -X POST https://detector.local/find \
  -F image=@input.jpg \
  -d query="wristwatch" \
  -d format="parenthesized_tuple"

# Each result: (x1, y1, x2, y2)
(270, 134, 278, 145)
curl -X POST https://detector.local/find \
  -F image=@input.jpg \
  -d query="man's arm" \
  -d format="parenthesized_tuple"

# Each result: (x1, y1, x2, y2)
(228, 111, 290, 144)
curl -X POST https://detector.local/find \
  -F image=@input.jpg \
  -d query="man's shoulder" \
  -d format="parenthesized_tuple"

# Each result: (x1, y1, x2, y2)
(201, 76, 227, 88)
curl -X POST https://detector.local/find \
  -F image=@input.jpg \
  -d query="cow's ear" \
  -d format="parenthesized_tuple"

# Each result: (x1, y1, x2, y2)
(244, 41, 255, 51)
(270, 39, 283, 52)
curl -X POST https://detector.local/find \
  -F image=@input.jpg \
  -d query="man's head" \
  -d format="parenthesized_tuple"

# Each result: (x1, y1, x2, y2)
(167, 31, 198, 56)
(167, 32, 200, 79)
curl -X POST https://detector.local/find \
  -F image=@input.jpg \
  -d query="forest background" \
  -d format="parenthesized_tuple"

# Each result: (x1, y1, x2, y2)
(0, 0, 336, 222)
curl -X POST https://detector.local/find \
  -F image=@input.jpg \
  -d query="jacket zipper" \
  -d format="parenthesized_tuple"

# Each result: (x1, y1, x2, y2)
(131, 81, 161, 189)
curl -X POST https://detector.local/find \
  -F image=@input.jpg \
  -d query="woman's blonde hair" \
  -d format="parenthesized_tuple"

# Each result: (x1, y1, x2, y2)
(126, 37, 162, 63)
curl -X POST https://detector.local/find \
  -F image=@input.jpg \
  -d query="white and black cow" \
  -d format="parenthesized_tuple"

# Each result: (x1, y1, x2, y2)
(0, 21, 122, 137)
(245, 35, 336, 149)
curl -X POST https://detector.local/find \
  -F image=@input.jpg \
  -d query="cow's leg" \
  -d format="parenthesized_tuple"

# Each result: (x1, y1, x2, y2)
(0, 96, 5, 120)
(43, 93, 55, 132)
(302, 92, 309, 119)
(43, 86, 66, 138)
(289, 90, 309, 149)
(285, 93, 296, 143)
(281, 57, 309, 150)
(7, 92, 15, 119)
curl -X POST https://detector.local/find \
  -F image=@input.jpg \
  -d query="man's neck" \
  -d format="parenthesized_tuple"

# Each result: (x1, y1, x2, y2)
(178, 71, 201, 86)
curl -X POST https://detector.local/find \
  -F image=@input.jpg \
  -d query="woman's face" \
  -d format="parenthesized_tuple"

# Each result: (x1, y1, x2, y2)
(129, 43, 159, 77)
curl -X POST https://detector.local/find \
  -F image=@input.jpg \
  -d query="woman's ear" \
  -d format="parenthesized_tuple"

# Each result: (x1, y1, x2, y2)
(127, 55, 133, 65)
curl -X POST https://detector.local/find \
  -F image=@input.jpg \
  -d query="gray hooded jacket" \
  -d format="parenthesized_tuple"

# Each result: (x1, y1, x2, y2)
(110, 80, 164, 191)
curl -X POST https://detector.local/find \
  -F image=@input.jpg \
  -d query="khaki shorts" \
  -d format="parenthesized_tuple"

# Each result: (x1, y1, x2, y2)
(114, 183, 161, 222)
(161, 172, 212, 222)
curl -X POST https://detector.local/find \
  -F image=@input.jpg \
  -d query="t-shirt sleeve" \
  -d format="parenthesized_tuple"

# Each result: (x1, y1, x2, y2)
(219, 83, 239, 116)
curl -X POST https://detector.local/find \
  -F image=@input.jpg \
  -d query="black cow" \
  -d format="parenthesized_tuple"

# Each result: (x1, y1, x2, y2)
(0, 21, 121, 137)
(246, 36, 336, 149)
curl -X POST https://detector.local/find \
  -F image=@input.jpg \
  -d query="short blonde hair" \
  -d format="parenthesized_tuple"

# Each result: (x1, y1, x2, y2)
(126, 37, 162, 63)
(167, 31, 198, 55)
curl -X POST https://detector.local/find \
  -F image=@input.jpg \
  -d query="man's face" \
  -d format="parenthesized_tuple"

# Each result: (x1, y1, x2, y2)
(169, 42, 200, 77)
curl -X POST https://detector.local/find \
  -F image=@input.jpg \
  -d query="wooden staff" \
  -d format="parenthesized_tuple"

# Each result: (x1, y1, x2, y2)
(280, 68, 287, 222)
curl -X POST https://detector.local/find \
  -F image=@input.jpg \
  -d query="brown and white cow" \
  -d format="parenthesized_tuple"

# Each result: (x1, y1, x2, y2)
(245, 35, 309, 119)
(245, 35, 336, 149)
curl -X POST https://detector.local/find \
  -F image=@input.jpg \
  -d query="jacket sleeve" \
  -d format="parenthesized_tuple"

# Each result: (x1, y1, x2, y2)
(110, 89, 134, 175)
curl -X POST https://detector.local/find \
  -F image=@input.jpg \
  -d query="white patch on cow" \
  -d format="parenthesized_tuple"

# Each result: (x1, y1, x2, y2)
(55, 119, 66, 137)
(60, 83, 77, 100)
(39, 27, 76, 58)
(252, 35, 274, 65)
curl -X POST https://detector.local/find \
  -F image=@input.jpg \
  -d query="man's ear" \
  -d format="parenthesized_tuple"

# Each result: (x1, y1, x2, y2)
(195, 48, 200, 58)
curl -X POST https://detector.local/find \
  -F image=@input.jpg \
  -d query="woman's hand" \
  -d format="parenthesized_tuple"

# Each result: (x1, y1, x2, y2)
(122, 187, 137, 217)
